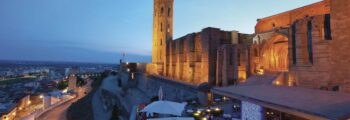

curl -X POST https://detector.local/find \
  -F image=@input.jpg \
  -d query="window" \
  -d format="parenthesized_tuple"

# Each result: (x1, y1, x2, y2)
(160, 39, 162, 46)
(160, 7, 164, 15)
(324, 14, 332, 40)
(254, 48, 258, 57)
(307, 20, 313, 64)
(160, 23, 163, 32)
(168, 8, 171, 17)
(292, 22, 297, 65)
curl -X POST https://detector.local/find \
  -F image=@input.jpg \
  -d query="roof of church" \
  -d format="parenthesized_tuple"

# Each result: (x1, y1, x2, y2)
(212, 85, 350, 120)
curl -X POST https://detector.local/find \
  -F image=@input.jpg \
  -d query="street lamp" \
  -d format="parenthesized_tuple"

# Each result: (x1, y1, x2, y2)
(40, 95, 45, 110)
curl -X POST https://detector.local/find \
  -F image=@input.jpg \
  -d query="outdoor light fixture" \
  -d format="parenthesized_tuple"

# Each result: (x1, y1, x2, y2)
(206, 109, 211, 113)
(193, 113, 200, 116)
(222, 96, 228, 101)
(40, 95, 43, 98)
(275, 81, 281, 85)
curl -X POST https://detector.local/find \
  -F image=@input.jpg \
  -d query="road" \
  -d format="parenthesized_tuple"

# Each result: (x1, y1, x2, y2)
(36, 79, 92, 120)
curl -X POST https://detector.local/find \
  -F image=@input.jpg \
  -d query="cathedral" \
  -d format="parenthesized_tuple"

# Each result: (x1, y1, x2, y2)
(146, 0, 350, 93)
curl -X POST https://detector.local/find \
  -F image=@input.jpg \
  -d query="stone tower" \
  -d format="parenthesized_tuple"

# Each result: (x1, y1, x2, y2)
(152, 0, 174, 75)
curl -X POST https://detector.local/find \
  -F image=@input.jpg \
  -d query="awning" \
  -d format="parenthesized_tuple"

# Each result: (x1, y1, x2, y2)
(141, 101, 186, 116)
(212, 85, 350, 120)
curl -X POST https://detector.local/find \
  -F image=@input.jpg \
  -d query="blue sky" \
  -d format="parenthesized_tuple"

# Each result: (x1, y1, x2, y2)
(0, 0, 321, 63)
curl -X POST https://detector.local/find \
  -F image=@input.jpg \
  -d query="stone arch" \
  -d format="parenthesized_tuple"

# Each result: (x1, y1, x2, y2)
(259, 34, 289, 72)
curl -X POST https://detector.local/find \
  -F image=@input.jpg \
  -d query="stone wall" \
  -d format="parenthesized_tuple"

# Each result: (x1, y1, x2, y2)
(136, 73, 198, 102)
(216, 45, 238, 86)
(289, 15, 332, 89)
(255, 0, 330, 33)
(330, 0, 350, 92)
(215, 44, 249, 86)
(160, 28, 251, 86)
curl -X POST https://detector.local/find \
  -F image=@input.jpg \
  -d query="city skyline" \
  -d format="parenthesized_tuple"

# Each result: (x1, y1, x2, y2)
(0, 0, 321, 63)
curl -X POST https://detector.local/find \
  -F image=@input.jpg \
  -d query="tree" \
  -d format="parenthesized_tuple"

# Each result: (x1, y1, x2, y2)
(57, 81, 68, 90)
(76, 76, 86, 87)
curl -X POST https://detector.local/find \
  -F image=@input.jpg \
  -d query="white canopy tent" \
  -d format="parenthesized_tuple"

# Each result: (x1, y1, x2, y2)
(141, 101, 186, 116)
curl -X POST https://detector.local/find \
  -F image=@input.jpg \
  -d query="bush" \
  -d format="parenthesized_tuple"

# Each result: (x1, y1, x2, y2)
(57, 81, 68, 90)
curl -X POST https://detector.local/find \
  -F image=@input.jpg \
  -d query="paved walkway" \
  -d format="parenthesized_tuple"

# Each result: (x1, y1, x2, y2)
(36, 98, 77, 120)
(36, 79, 92, 120)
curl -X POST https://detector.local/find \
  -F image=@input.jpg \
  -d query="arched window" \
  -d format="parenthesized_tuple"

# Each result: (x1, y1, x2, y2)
(160, 7, 164, 15)
(160, 23, 163, 32)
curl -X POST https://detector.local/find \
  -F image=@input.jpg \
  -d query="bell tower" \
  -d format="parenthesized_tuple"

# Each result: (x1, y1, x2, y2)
(152, 0, 173, 75)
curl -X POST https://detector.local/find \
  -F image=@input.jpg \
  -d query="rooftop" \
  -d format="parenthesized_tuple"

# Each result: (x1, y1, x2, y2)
(212, 85, 350, 120)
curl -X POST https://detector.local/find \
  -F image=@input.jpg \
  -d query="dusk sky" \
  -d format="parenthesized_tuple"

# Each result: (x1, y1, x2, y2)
(0, 0, 321, 64)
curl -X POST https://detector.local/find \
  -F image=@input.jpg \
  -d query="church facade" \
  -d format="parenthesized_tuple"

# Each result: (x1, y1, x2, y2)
(147, 0, 350, 93)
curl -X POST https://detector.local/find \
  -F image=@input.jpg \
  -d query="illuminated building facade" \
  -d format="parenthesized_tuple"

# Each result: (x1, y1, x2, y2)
(148, 0, 350, 92)
(148, 0, 252, 86)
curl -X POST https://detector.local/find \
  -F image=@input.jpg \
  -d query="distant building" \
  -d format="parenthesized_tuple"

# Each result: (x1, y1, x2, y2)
(64, 68, 71, 77)
(67, 74, 77, 92)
